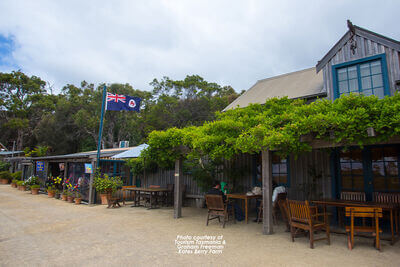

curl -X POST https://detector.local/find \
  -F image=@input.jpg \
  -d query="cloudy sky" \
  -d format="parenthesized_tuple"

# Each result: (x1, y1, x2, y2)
(0, 0, 399, 93)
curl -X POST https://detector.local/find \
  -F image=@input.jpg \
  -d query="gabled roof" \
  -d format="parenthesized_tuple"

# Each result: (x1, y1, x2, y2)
(223, 67, 325, 111)
(316, 20, 400, 72)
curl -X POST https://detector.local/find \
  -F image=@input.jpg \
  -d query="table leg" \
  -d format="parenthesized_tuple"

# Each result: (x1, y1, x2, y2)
(245, 198, 248, 224)
(390, 210, 394, 245)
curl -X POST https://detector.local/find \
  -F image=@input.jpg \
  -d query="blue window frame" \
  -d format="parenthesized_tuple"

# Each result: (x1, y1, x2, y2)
(332, 54, 390, 99)
(272, 153, 290, 187)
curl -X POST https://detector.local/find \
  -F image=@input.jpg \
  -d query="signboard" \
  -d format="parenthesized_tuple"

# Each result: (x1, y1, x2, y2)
(85, 163, 93, 174)
(36, 161, 45, 172)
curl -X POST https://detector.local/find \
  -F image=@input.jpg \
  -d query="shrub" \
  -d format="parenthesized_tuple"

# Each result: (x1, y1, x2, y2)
(16, 181, 25, 186)
(0, 161, 10, 172)
(31, 184, 40, 189)
(93, 172, 123, 193)
(0, 171, 12, 182)
(12, 179, 18, 184)
(11, 171, 22, 181)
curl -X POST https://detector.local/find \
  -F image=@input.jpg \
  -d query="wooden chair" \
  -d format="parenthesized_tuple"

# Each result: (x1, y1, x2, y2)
(205, 194, 235, 228)
(122, 185, 136, 206)
(278, 199, 291, 231)
(373, 192, 400, 204)
(257, 192, 287, 224)
(286, 199, 330, 249)
(345, 206, 383, 251)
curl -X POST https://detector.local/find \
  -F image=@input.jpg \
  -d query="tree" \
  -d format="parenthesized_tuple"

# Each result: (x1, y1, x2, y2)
(0, 71, 47, 150)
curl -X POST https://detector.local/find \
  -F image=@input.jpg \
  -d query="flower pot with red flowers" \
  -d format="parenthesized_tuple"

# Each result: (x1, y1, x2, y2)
(31, 184, 40, 195)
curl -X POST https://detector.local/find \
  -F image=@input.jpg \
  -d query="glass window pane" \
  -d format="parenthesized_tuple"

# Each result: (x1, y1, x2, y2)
(279, 163, 287, 174)
(372, 74, 383, 88)
(337, 68, 347, 81)
(352, 162, 363, 175)
(340, 162, 351, 175)
(385, 161, 398, 176)
(361, 77, 372, 89)
(374, 88, 384, 99)
(370, 61, 382, 75)
(279, 175, 287, 184)
(339, 81, 348, 93)
(340, 151, 352, 161)
(349, 79, 358, 92)
(272, 164, 279, 173)
(360, 63, 371, 76)
(373, 176, 386, 191)
(352, 149, 363, 161)
(363, 89, 373, 96)
(348, 66, 357, 79)
(371, 147, 384, 161)
(342, 175, 352, 189)
(353, 176, 364, 190)
(372, 162, 385, 176)
(388, 177, 400, 191)
(384, 147, 398, 161)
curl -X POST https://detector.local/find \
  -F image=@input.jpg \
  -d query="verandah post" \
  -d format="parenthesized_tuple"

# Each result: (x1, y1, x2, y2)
(262, 150, 273, 234)
(174, 157, 183, 219)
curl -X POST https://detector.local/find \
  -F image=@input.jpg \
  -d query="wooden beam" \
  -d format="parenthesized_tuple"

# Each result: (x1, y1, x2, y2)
(262, 150, 273, 235)
(174, 158, 183, 219)
(88, 159, 96, 205)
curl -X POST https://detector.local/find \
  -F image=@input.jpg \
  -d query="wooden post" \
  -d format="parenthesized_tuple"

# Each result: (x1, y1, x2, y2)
(262, 150, 273, 235)
(174, 158, 183, 219)
(88, 159, 96, 205)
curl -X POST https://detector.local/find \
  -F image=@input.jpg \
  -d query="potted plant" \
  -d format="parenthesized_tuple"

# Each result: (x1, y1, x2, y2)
(31, 184, 40, 195)
(0, 171, 12, 184)
(47, 186, 56, 198)
(11, 179, 18, 188)
(17, 181, 26, 191)
(93, 172, 123, 205)
(54, 189, 60, 199)
(67, 190, 75, 203)
(61, 189, 68, 201)
(74, 191, 82, 205)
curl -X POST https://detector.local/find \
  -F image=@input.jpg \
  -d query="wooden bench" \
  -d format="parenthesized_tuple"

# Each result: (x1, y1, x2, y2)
(345, 206, 383, 251)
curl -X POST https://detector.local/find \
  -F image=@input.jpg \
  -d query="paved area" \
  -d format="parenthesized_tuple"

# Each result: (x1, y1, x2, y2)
(0, 185, 399, 266)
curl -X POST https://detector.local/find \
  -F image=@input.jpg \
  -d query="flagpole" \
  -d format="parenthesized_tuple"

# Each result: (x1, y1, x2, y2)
(89, 84, 107, 205)
(96, 85, 107, 163)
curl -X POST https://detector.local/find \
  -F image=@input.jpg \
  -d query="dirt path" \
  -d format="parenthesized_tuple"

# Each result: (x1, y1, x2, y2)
(0, 185, 399, 266)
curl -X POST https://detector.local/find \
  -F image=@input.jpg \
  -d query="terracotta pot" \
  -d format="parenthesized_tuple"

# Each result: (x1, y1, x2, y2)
(11, 183, 17, 188)
(54, 192, 60, 199)
(75, 198, 82, 205)
(67, 196, 75, 203)
(31, 188, 40, 195)
(48, 191, 55, 198)
(100, 193, 110, 205)
(20, 185, 26, 191)
(0, 178, 9, 184)
(61, 194, 68, 201)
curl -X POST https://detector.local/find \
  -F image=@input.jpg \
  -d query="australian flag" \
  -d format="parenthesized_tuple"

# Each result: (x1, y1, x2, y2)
(106, 92, 141, 112)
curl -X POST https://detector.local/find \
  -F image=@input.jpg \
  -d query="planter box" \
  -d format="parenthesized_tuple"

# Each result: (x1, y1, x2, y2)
(0, 179, 9, 184)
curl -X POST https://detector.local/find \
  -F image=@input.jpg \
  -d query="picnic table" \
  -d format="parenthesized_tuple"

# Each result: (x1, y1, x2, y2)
(227, 193, 262, 223)
(126, 187, 169, 209)
(312, 199, 399, 245)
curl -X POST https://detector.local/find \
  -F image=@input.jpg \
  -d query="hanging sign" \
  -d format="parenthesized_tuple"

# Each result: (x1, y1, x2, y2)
(85, 163, 93, 174)
(36, 161, 45, 172)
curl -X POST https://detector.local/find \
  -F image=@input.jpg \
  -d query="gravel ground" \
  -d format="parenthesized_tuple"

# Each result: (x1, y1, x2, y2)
(0, 185, 399, 267)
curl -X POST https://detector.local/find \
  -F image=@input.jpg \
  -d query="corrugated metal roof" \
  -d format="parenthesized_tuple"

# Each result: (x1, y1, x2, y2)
(0, 151, 23, 156)
(112, 144, 148, 159)
(224, 67, 325, 111)
(32, 147, 131, 160)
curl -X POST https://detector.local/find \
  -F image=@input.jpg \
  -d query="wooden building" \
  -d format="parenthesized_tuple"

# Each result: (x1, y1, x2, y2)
(220, 21, 400, 233)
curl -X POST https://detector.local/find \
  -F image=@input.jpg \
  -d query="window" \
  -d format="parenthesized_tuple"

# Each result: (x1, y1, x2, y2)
(332, 54, 389, 99)
(339, 148, 364, 191)
(371, 147, 400, 192)
(272, 154, 290, 186)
